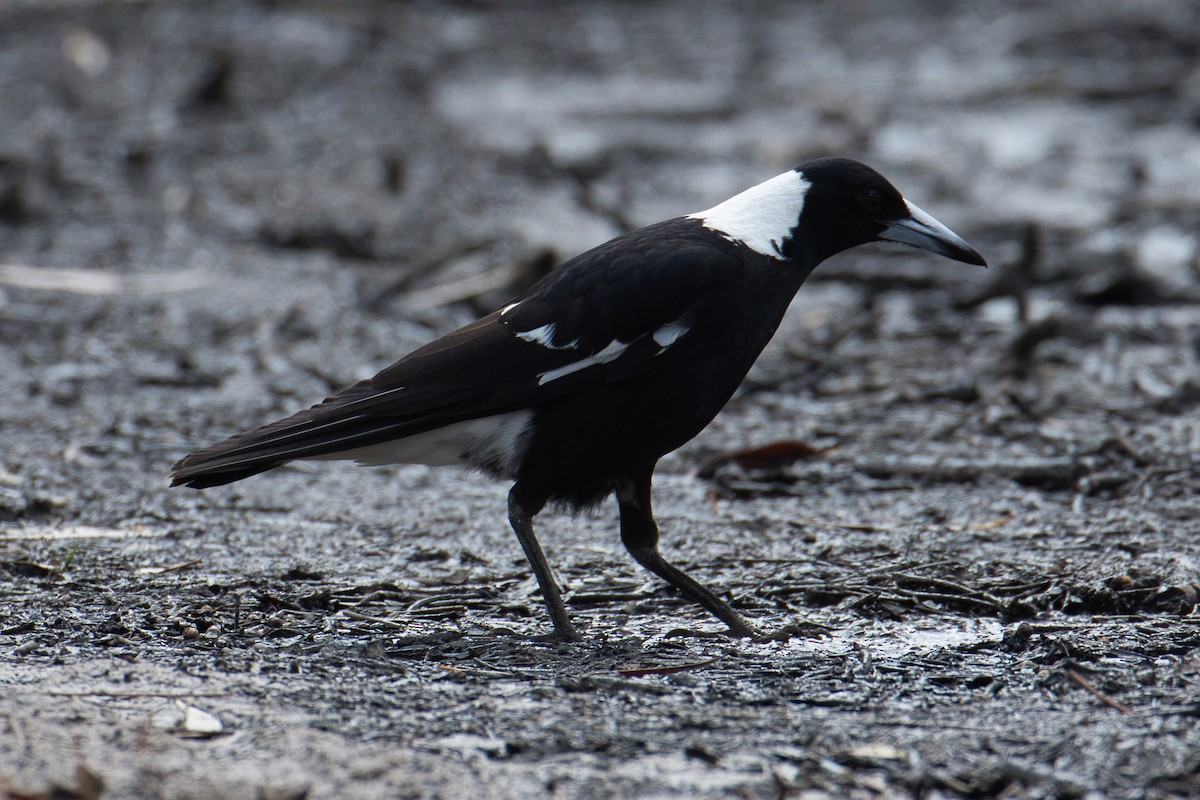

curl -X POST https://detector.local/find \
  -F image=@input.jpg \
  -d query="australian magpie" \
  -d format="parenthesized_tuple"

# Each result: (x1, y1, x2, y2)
(171, 158, 986, 641)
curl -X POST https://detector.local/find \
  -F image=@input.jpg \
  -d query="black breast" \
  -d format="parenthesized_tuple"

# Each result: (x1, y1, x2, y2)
(513, 221, 810, 506)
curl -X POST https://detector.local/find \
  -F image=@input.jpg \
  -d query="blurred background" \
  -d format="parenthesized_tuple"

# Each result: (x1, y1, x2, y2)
(2, 0, 1197, 455)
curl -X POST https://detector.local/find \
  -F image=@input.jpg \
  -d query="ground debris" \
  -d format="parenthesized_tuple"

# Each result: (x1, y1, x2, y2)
(696, 440, 831, 479)
(1, 765, 104, 800)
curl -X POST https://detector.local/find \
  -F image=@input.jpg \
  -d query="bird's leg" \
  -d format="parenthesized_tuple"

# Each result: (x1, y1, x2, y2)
(507, 486, 582, 642)
(616, 471, 755, 638)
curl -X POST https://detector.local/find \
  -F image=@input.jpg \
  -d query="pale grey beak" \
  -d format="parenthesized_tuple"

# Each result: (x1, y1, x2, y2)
(880, 200, 987, 267)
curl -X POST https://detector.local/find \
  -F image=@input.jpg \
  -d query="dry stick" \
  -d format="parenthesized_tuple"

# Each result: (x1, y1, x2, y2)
(363, 238, 498, 311)
(862, 558, 961, 577)
(0, 263, 209, 294)
(892, 589, 1004, 613)
(469, 657, 546, 681)
(341, 608, 409, 630)
(46, 689, 228, 698)
(618, 656, 722, 678)
(1066, 668, 1132, 714)
(894, 572, 1006, 607)
(398, 262, 518, 309)
(135, 559, 202, 575)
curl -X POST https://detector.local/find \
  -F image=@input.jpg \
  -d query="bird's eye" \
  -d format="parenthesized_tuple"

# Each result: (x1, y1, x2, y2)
(858, 192, 884, 214)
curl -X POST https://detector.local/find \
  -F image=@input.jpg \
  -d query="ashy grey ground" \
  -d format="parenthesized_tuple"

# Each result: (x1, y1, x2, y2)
(1, 1, 1199, 798)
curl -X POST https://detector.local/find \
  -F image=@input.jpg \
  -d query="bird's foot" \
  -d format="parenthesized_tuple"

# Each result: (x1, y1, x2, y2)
(531, 621, 583, 643)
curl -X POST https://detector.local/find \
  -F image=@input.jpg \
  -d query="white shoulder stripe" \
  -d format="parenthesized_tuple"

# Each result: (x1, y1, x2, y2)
(652, 322, 689, 350)
(515, 322, 557, 347)
(538, 340, 629, 385)
(514, 321, 580, 350)
(686, 170, 810, 260)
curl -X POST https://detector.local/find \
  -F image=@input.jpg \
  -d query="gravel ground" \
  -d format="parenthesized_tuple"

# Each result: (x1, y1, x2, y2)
(1, 1, 1199, 798)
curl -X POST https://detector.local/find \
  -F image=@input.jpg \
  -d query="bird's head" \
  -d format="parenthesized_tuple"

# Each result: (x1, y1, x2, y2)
(689, 157, 987, 268)
(793, 158, 986, 267)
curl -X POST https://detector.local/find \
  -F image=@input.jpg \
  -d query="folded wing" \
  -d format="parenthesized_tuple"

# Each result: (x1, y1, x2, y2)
(171, 221, 738, 488)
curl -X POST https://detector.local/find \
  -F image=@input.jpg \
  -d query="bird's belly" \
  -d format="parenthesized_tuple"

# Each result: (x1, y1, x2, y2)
(518, 354, 753, 504)
(308, 409, 534, 477)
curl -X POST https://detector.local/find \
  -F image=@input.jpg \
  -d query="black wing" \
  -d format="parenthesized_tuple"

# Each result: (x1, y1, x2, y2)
(171, 219, 740, 487)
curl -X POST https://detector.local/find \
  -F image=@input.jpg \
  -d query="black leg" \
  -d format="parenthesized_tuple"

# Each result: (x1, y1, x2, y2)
(507, 485, 581, 641)
(616, 470, 755, 638)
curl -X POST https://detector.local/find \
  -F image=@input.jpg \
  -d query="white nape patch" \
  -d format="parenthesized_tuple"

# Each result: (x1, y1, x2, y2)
(500, 301, 521, 316)
(686, 170, 811, 260)
(538, 339, 629, 385)
(652, 322, 689, 351)
(310, 410, 534, 477)
(513, 322, 579, 350)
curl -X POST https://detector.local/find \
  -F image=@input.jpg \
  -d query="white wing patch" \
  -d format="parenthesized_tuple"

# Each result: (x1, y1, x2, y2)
(515, 322, 557, 347)
(513, 322, 579, 350)
(538, 340, 629, 385)
(652, 322, 689, 351)
(500, 301, 521, 316)
(535, 323, 688, 385)
(686, 170, 811, 260)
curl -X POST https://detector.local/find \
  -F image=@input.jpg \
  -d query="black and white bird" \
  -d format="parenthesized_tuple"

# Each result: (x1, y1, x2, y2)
(172, 158, 986, 641)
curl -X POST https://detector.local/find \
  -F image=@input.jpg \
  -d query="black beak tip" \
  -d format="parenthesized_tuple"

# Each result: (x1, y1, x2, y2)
(961, 247, 988, 268)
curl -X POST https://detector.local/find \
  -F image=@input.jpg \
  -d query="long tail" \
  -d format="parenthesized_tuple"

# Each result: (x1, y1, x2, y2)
(171, 414, 422, 488)
(169, 381, 448, 488)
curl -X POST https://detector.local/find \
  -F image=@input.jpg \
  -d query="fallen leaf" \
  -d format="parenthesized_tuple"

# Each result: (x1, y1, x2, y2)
(175, 700, 224, 737)
(697, 441, 831, 478)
